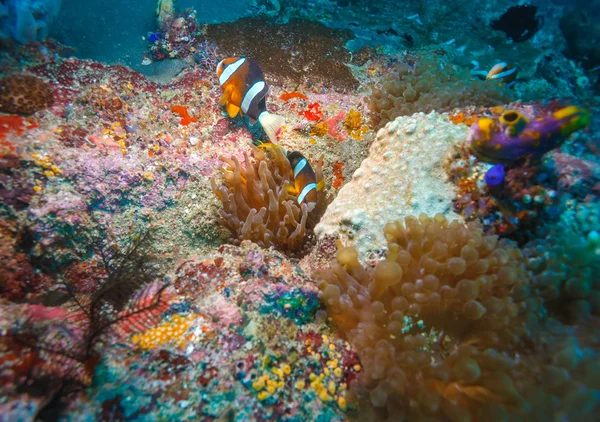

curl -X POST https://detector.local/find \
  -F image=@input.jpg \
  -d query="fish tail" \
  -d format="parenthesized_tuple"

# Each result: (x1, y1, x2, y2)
(258, 112, 285, 144)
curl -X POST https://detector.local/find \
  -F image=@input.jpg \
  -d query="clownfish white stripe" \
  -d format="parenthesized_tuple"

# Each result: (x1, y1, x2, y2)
(219, 58, 246, 86)
(490, 67, 516, 79)
(293, 158, 308, 178)
(241, 80, 266, 114)
(297, 182, 317, 205)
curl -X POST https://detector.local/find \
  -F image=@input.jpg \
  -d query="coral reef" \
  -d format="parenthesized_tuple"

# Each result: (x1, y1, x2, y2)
(203, 18, 358, 91)
(525, 201, 600, 321)
(211, 145, 329, 254)
(366, 53, 513, 129)
(148, 8, 202, 61)
(316, 214, 599, 421)
(316, 113, 466, 258)
(0, 73, 54, 115)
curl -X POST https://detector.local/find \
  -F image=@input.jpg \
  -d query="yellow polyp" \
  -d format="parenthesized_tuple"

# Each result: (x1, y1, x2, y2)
(142, 171, 154, 182)
(309, 373, 317, 381)
(132, 314, 196, 350)
(257, 391, 269, 401)
(334, 368, 343, 378)
(338, 396, 347, 409)
(353, 364, 361, 372)
(328, 380, 336, 394)
(267, 385, 276, 395)
(295, 380, 306, 389)
(322, 335, 329, 343)
(329, 344, 336, 351)
(44, 170, 55, 178)
(282, 364, 291, 375)
(324, 368, 331, 376)
(327, 359, 339, 369)
(121, 149, 127, 155)
(33, 185, 42, 193)
(277, 381, 284, 389)
(319, 390, 334, 402)
(476, 117, 496, 140)
(272, 367, 283, 378)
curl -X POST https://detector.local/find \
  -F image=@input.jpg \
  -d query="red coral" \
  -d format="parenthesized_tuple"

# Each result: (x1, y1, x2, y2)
(299, 102, 323, 121)
(0, 115, 37, 140)
(171, 105, 198, 126)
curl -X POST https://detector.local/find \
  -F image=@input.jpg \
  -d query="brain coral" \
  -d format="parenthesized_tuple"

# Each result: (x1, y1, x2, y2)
(316, 214, 545, 420)
(367, 54, 513, 129)
(0, 74, 54, 115)
(211, 146, 329, 254)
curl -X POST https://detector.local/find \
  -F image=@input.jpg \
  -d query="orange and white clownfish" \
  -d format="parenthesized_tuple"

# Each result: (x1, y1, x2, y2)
(257, 141, 324, 210)
(285, 150, 325, 210)
(486, 62, 517, 88)
(216, 57, 285, 143)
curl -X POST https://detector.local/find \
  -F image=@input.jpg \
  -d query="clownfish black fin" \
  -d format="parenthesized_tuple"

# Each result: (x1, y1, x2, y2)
(258, 112, 285, 144)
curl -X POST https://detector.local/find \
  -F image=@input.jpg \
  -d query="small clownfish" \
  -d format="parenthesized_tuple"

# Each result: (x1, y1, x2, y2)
(216, 57, 285, 143)
(286, 150, 325, 210)
(257, 141, 325, 210)
(486, 62, 517, 87)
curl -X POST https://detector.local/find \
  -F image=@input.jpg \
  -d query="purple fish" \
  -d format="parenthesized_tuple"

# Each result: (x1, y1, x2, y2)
(485, 164, 505, 186)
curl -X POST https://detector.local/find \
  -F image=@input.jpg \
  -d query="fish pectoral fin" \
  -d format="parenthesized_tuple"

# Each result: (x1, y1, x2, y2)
(316, 179, 325, 192)
(286, 185, 298, 195)
(219, 86, 233, 106)
(226, 103, 241, 118)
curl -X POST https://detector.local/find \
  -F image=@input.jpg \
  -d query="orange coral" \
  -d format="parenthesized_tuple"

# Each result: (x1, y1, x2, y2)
(332, 161, 344, 189)
(310, 121, 329, 137)
(280, 91, 308, 101)
(132, 314, 201, 349)
(0, 74, 53, 115)
(344, 109, 362, 131)
(449, 111, 479, 126)
(84, 85, 127, 122)
(171, 105, 198, 126)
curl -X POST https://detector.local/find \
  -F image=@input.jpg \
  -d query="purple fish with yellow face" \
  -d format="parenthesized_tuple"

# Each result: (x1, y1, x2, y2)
(468, 106, 590, 163)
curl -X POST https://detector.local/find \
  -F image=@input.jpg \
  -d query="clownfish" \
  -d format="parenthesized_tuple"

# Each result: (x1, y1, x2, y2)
(286, 150, 325, 210)
(486, 62, 517, 87)
(216, 57, 285, 143)
(257, 141, 325, 210)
